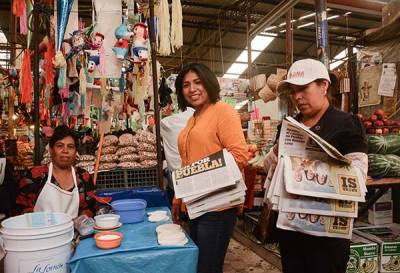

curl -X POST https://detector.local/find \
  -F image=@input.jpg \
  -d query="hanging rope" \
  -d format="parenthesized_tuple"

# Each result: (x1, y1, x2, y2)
(218, 17, 225, 75)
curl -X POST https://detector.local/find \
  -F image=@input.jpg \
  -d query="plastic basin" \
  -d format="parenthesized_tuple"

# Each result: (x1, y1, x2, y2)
(111, 199, 147, 224)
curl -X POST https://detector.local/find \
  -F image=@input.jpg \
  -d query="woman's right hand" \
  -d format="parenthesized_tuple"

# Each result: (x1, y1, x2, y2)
(264, 144, 278, 182)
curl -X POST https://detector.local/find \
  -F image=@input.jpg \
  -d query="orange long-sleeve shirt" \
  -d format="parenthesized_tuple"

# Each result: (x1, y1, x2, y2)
(174, 101, 249, 209)
(178, 101, 249, 171)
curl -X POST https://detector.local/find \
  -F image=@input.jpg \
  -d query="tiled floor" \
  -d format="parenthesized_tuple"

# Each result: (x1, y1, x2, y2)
(224, 239, 281, 273)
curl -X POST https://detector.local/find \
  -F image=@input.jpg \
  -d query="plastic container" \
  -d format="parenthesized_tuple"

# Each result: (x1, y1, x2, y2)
(94, 231, 123, 249)
(111, 199, 147, 223)
(94, 214, 120, 229)
(0, 212, 74, 273)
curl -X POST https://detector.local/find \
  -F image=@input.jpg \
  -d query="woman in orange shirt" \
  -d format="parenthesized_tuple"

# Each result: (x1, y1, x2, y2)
(172, 63, 248, 273)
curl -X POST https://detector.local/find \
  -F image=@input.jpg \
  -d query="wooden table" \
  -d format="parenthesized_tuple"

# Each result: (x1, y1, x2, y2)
(359, 177, 400, 215)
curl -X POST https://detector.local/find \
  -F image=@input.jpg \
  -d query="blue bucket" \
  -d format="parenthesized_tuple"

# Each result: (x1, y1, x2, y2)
(111, 199, 147, 224)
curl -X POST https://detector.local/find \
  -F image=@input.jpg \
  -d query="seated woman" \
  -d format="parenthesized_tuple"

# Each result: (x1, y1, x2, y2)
(15, 125, 97, 218)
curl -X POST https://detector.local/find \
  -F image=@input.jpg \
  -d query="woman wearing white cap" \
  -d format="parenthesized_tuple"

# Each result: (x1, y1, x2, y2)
(264, 59, 368, 273)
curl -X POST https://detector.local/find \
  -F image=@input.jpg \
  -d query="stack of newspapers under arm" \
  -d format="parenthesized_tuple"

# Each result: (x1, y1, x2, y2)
(172, 149, 246, 219)
(265, 117, 367, 239)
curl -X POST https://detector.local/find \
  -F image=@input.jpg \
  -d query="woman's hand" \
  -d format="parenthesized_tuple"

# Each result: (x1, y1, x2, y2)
(264, 144, 278, 182)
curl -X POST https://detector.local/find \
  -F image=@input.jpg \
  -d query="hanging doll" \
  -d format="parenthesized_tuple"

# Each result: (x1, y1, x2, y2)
(66, 30, 86, 60)
(112, 17, 133, 60)
(131, 23, 148, 63)
(86, 32, 105, 75)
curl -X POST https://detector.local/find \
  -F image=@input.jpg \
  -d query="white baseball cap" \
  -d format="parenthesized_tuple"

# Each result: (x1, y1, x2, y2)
(277, 58, 331, 93)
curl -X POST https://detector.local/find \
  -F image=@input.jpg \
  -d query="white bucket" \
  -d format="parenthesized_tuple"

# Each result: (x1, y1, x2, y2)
(1, 212, 74, 273)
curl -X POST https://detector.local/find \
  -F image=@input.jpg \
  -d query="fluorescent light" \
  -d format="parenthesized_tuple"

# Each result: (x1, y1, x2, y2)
(264, 26, 277, 31)
(344, 12, 352, 16)
(297, 22, 314, 29)
(327, 15, 340, 20)
(299, 12, 315, 20)
(223, 73, 240, 79)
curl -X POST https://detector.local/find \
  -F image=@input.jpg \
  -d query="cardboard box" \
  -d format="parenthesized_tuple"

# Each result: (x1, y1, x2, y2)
(347, 233, 379, 273)
(354, 226, 400, 273)
(368, 201, 393, 225)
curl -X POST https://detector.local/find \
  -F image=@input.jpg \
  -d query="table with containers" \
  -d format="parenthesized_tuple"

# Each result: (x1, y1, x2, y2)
(68, 199, 198, 273)
(0, 198, 198, 273)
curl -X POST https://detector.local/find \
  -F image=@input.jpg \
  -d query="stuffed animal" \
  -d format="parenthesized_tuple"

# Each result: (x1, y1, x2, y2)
(112, 17, 133, 60)
(131, 23, 148, 63)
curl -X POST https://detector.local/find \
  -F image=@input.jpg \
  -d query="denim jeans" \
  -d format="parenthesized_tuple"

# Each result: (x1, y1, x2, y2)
(189, 208, 237, 273)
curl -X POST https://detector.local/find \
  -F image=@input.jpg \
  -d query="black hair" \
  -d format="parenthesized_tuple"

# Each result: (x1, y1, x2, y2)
(49, 125, 78, 148)
(175, 63, 220, 111)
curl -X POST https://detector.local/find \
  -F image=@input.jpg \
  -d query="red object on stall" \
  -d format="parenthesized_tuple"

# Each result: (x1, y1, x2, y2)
(243, 166, 257, 209)
(44, 39, 55, 86)
(12, 0, 24, 16)
(20, 49, 33, 104)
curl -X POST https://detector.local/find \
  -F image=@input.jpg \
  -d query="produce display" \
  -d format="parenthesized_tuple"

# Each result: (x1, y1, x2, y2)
(368, 154, 400, 178)
(358, 109, 400, 135)
(368, 135, 400, 155)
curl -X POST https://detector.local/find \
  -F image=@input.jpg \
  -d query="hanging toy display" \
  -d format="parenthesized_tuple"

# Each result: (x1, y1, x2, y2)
(131, 23, 149, 63)
(112, 17, 133, 60)
(86, 32, 105, 75)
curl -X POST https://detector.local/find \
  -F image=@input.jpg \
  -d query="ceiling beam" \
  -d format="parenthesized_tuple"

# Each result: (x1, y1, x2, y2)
(181, 0, 381, 22)
(182, 21, 350, 45)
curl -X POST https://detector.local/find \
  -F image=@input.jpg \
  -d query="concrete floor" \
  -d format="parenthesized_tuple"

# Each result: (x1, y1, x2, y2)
(224, 239, 281, 273)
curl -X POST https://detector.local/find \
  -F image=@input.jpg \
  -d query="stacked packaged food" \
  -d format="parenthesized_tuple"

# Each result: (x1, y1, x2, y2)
(76, 155, 96, 173)
(99, 135, 119, 171)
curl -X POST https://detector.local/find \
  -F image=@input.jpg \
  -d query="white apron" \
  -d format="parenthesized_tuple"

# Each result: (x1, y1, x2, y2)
(34, 163, 79, 218)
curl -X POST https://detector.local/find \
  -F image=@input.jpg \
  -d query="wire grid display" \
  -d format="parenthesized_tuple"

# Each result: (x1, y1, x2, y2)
(95, 167, 159, 190)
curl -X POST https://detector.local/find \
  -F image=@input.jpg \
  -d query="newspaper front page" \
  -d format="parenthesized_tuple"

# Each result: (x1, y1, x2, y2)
(172, 149, 242, 199)
(277, 211, 353, 239)
(264, 118, 366, 239)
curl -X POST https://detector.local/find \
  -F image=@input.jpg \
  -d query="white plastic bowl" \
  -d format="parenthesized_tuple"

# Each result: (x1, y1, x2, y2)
(94, 214, 120, 229)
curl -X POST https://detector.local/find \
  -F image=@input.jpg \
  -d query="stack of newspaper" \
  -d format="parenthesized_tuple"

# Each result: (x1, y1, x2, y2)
(265, 117, 367, 239)
(172, 149, 246, 219)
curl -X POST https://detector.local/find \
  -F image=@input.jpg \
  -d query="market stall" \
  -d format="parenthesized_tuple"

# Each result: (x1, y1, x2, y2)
(69, 208, 198, 273)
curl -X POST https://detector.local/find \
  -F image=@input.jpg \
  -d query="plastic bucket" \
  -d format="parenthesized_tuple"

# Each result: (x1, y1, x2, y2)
(0, 212, 74, 273)
(111, 199, 147, 223)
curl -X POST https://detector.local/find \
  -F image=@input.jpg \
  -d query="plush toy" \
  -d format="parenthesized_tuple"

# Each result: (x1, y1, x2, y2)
(66, 30, 86, 60)
(112, 17, 133, 60)
(86, 53, 100, 74)
(86, 32, 105, 75)
(131, 23, 148, 63)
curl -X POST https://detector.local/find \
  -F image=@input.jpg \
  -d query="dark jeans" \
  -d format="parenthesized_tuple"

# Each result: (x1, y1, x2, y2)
(278, 229, 350, 273)
(189, 208, 237, 273)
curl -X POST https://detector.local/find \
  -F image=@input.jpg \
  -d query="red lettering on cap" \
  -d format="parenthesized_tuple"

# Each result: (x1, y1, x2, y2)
(289, 70, 304, 79)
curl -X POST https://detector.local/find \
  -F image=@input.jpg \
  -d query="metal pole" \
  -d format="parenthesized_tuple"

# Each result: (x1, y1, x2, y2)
(149, 0, 163, 187)
(315, 0, 329, 68)
(348, 46, 358, 114)
(33, 3, 41, 165)
(247, 10, 252, 79)
(285, 9, 294, 67)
